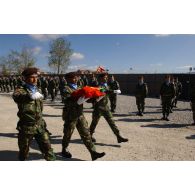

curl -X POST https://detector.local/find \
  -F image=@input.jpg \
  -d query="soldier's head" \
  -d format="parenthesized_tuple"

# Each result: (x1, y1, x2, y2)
(165, 75, 170, 83)
(174, 77, 178, 82)
(98, 73, 108, 83)
(170, 76, 175, 83)
(66, 72, 78, 84)
(138, 75, 144, 83)
(22, 67, 40, 86)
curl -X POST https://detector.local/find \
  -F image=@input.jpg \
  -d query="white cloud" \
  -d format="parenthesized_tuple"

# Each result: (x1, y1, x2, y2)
(31, 46, 42, 55)
(71, 52, 85, 60)
(176, 65, 193, 69)
(67, 64, 97, 71)
(29, 34, 68, 41)
(154, 34, 171, 37)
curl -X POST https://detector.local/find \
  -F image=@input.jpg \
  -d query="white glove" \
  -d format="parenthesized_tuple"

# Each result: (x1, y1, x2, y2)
(114, 90, 121, 94)
(77, 96, 90, 105)
(31, 92, 44, 100)
(96, 95, 105, 102)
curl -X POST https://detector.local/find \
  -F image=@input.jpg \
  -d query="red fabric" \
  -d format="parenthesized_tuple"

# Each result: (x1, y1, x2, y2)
(71, 86, 105, 99)
(96, 66, 105, 73)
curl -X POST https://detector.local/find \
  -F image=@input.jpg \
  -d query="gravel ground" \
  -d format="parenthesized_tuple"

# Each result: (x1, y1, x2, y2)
(1, 92, 195, 161)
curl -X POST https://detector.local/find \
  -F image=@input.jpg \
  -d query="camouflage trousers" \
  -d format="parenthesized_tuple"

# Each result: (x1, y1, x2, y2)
(62, 114, 96, 153)
(17, 126, 56, 161)
(191, 101, 195, 122)
(161, 97, 172, 117)
(90, 108, 120, 136)
(109, 94, 117, 112)
(136, 97, 145, 113)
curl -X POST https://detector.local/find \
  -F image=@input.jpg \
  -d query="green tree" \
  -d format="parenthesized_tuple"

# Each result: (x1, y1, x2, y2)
(48, 37, 73, 74)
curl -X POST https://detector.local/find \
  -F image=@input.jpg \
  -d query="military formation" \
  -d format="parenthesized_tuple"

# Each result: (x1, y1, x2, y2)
(2, 67, 195, 161)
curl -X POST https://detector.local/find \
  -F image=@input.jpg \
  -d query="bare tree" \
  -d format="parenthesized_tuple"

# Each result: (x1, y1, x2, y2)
(48, 37, 73, 74)
(20, 46, 36, 68)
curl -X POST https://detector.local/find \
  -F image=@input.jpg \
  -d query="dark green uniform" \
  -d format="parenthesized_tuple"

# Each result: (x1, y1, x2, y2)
(173, 81, 182, 107)
(108, 80, 120, 112)
(48, 78, 57, 101)
(0, 78, 2, 92)
(190, 82, 195, 124)
(5, 77, 10, 93)
(62, 83, 97, 156)
(160, 82, 175, 119)
(12, 85, 56, 161)
(135, 82, 148, 115)
(90, 82, 127, 143)
(41, 77, 48, 100)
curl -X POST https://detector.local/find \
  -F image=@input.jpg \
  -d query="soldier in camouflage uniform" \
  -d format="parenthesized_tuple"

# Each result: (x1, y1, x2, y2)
(48, 76, 57, 101)
(5, 77, 10, 93)
(61, 72, 105, 161)
(13, 76, 17, 90)
(108, 75, 120, 113)
(190, 81, 195, 125)
(170, 76, 176, 113)
(90, 73, 128, 143)
(59, 76, 67, 103)
(88, 74, 99, 108)
(135, 76, 148, 116)
(17, 76, 23, 88)
(40, 76, 48, 100)
(173, 77, 182, 108)
(12, 67, 56, 161)
(0, 77, 2, 92)
(160, 75, 175, 121)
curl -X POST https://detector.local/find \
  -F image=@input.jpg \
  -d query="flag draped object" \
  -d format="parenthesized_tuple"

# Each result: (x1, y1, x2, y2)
(71, 86, 105, 99)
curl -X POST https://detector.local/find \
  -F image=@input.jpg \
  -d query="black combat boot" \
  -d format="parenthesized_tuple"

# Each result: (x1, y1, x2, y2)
(61, 149, 72, 158)
(117, 135, 128, 143)
(91, 151, 106, 161)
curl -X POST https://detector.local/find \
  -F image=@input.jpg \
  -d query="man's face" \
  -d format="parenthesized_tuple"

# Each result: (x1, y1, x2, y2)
(69, 76, 77, 84)
(102, 75, 108, 82)
(165, 77, 170, 83)
(25, 74, 38, 85)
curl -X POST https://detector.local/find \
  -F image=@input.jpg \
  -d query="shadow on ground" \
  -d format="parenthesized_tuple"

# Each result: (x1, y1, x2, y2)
(186, 135, 195, 140)
(141, 123, 189, 128)
(116, 118, 160, 123)
(43, 114, 62, 117)
(0, 133, 17, 138)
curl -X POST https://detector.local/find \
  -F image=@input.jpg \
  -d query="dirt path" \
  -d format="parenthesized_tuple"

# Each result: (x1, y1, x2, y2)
(1, 93, 195, 161)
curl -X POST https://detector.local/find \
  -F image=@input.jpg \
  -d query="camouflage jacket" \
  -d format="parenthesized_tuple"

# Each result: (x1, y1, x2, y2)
(13, 85, 44, 126)
(62, 84, 83, 120)
(94, 82, 111, 111)
(160, 82, 175, 98)
(135, 83, 148, 98)
(108, 80, 120, 94)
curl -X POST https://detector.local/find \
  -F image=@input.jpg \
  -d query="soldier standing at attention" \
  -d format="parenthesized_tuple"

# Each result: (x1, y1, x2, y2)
(108, 75, 120, 113)
(0, 77, 2, 92)
(48, 76, 56, 101)
(41, 76, 49, 100)
(12, 67, 56, 161)
(170, 76, 176, 113)
(173, 77, 182, 108)
(135, 76, 148, 116)
(61, 72, 105, 161)
(90, 73, 128, 143)
(160, 75, 175, 121)
(190, 81, 195, 125)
